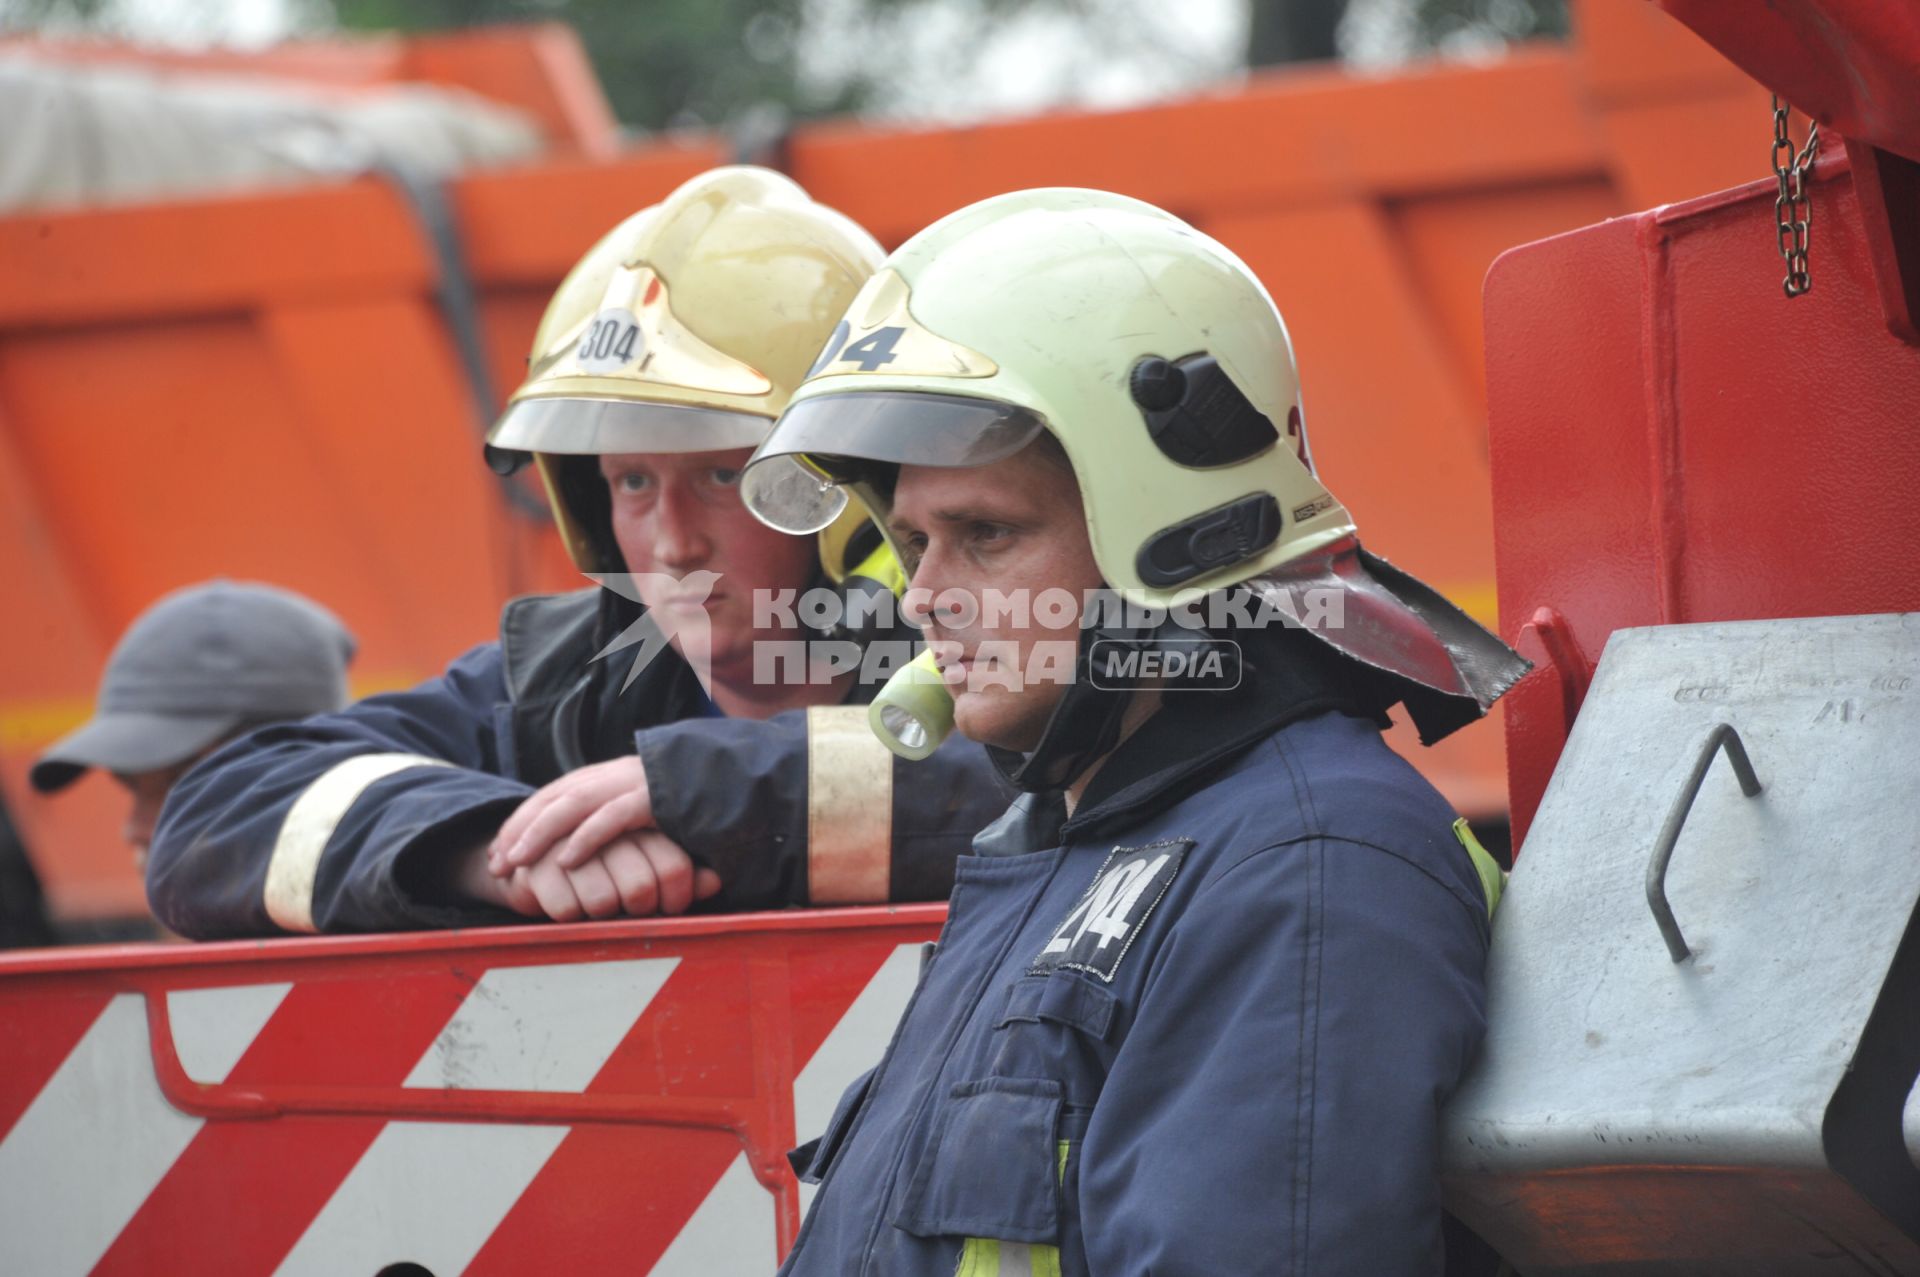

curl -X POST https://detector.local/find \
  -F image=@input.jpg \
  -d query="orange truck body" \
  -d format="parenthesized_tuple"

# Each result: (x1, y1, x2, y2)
(0, 1, 1765, 922)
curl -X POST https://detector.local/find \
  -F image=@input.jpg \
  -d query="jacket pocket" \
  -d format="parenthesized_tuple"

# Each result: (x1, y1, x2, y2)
(985, 973, 1118, 1088)
(790, 1065, 876, 1185)
(892, 1076, 1063, 1244)
(994, 973, 1116, 1039)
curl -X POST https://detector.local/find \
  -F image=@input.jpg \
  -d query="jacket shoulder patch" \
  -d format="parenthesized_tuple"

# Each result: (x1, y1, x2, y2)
(1031, 838, 1190, 982)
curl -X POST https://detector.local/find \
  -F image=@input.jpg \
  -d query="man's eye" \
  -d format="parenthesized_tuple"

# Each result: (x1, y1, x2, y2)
(616, 472, 652, 493)
(973, 523, 1011, 546)
(708, 467, 742, 488)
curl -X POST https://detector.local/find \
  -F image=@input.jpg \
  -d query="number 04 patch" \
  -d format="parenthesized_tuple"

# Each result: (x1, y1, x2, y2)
(1032, 839, 1190, 982)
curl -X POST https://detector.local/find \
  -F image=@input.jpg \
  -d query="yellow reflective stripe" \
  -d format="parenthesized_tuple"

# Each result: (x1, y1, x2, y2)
(956, 1240, 1059, 1277)
(805, 705, 894, 904)
(1453, 817, 1506, 919)
(1035, 1138, 1070, 1277)
(850, 541, 908, 597)
(954, 1141, 1073, 1277)
(956, 1240, 987, 1277)
(265, 753, 452, 932)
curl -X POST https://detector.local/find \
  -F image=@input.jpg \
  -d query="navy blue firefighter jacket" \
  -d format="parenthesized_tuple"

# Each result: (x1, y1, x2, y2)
(147, 589, 1008, 938)
(781, 636, 1493, 1276)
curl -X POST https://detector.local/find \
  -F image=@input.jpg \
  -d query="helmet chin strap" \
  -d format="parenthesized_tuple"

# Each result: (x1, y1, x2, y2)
(985, 612, 1178, 794)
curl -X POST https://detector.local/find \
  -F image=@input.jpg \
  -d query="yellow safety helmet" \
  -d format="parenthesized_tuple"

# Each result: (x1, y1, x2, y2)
(488, 166, 885, 575)
(743, 188, 1335, 601)
(743, 188, 1527, 758)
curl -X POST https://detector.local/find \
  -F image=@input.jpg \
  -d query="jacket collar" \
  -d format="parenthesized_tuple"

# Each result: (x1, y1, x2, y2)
(973, 627, 1382, 855)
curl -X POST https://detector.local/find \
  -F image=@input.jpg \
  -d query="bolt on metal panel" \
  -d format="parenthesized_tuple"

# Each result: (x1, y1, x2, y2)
(1442, 614, 1920, 1276)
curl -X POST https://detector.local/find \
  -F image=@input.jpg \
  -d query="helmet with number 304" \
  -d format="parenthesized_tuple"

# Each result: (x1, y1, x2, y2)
(485, 166, 884, 573)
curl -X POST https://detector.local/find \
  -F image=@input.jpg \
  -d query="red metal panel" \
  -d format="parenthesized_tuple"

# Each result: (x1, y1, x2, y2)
(1487, 152, 1920, 843)
(1845, 139, 1920, 344)
(1660, 0, 1920, 162)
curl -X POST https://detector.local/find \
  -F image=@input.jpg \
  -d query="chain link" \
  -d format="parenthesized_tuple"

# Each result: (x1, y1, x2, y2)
(1771, 95, 1819, 298)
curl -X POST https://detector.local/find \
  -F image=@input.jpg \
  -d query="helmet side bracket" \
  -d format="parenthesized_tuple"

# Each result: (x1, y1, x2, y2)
(1129, 352, 1281, 470)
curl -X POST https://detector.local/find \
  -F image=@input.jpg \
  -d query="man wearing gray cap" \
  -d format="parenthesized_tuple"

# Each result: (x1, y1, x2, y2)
(31, 580, 357, 869)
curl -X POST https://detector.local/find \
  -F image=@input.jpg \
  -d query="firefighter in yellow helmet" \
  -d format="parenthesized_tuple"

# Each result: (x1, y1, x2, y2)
(745, 189, 1525, 1276)
(145, 168, 1006, 938)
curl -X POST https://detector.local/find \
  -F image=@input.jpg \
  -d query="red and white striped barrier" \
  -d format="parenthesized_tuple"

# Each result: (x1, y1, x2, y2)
(0, 905, 943, 1275)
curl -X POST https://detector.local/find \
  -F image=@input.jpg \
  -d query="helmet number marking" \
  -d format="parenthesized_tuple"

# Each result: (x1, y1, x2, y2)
(805, 319, 995, 380)
(838, 326, 903, 372)
(577, 308, 644, 373)
(807, 320, 851, 377)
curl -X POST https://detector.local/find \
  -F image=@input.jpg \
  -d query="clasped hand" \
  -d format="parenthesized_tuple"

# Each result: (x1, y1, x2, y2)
(471, 757, 723, 922)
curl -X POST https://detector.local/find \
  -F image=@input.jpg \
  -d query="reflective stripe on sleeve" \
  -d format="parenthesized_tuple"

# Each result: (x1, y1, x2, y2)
(804, 705, 894, 904)
(264, 753, 454, 932)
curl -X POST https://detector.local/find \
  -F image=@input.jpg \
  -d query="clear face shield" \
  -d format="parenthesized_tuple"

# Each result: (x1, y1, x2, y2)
(739, 391, 1047, 535)
(490, 398, 773, 459)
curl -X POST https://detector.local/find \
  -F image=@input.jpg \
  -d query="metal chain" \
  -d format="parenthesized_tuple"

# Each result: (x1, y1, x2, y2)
(1771, 95, 1819, 298)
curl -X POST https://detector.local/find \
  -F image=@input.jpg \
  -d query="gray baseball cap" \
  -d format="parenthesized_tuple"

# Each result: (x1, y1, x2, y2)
(30, 580, 357, 793)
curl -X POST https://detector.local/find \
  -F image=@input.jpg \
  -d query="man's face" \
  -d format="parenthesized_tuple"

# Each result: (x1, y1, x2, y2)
(890, 442, 1104, 752)
(113, 755, 201, 870)
(600, 447, 817, 680)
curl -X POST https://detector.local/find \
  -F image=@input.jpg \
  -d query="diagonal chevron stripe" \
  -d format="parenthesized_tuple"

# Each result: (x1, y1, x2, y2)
(273, 958, 678, 1275)
(92, 972, 473, 1277)
(0, 984, 290, 1277)
(275, 1122, 572, 1277)
(403, 958, 677, 1092)
(647, 1152, 777, 1276)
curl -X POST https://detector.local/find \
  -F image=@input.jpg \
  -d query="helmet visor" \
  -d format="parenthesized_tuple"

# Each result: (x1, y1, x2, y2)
(489, 396, 772, 458)
(742, 391, 1046, 533)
